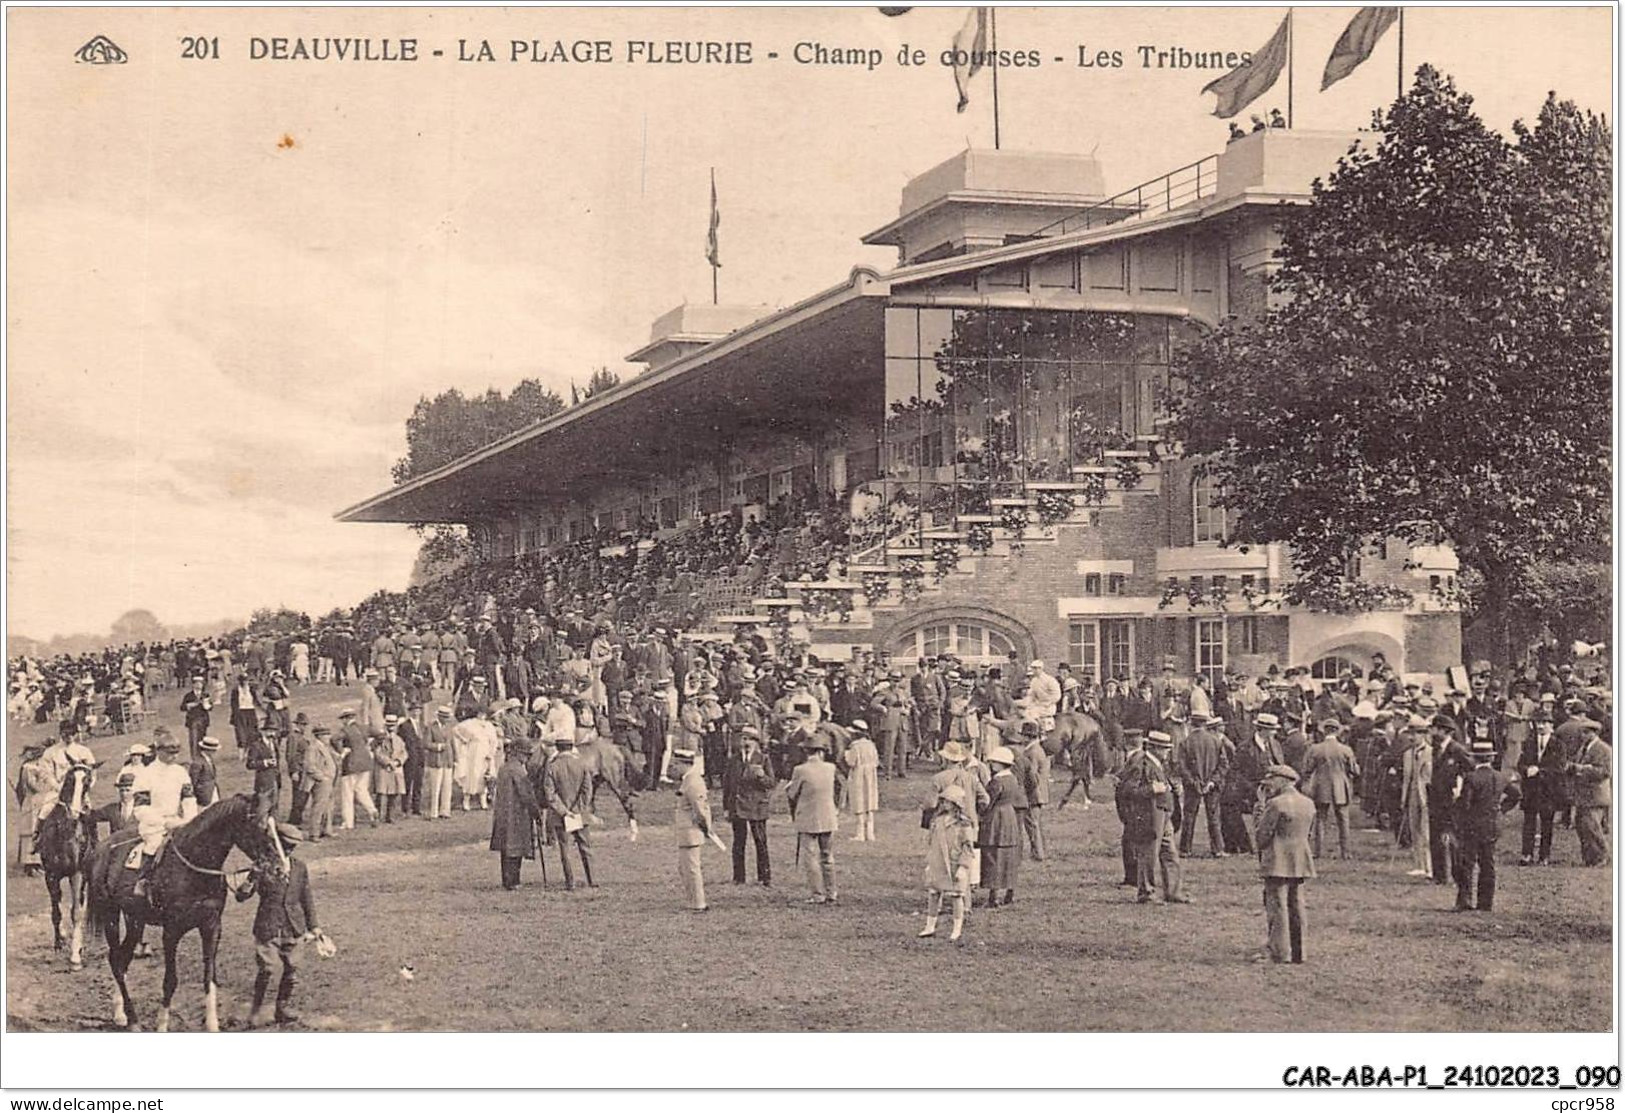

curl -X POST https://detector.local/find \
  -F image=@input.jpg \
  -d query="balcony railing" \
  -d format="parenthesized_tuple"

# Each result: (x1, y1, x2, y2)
(1031, 155, 1220, 239)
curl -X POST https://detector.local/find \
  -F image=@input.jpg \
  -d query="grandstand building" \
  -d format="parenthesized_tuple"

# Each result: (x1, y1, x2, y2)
(338, 129, 1462, 682)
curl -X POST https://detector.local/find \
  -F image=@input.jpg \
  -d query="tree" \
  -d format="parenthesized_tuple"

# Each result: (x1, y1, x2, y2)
(109, 608, 168, 645)
(392, 379, 566, 485)
(579, 366, 621, 402)
(1170, 68, 1611, 664)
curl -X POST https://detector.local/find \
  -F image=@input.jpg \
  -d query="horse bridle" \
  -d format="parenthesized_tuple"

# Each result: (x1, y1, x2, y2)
(167, 814, 283, 884)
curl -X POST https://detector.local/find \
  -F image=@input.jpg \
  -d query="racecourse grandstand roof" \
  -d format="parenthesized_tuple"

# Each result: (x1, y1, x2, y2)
(336, 131, 1358, 526)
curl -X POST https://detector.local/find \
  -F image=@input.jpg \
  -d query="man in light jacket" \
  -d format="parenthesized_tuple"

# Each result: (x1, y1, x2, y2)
(1256, 764, 1315, 964)
(786, 733, 840, 904)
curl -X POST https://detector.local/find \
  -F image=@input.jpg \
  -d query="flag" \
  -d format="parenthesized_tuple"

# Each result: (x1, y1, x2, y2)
(952, 7, 989, 113)
(1321, 7, 1398, 90)
(705, 168, 720, 269)
(1201, 13, 1290, 119)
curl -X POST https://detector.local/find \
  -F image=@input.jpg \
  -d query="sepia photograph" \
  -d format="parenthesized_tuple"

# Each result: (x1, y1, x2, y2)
(2, 0, 1617, 1096)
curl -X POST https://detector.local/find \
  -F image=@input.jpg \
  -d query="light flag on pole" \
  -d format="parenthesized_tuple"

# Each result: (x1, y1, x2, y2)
(1321, 7, 1400, 91)
(952, 7, 990, 113)
(1201, 13, 1290, 119)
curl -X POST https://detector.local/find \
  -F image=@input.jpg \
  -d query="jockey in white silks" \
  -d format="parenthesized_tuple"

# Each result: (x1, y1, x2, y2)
(128, 745, 198, 863)
(35, 731, 98, 822)
(1026, 660, 1063, 733)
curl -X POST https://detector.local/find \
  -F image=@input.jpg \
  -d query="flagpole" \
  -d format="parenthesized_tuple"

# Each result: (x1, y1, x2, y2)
(1397, 8, 1405, 98)
(709, 166, 719, 306)
(990, 8, 1002, 150)
(1286, 8, 1294, 128)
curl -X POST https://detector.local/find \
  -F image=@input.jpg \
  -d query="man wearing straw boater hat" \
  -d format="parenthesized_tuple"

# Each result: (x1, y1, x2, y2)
(1117, 730, 1189, 905)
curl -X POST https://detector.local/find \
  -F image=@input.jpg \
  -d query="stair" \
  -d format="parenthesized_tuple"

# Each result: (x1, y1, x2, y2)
(690, 445, 1164, 645)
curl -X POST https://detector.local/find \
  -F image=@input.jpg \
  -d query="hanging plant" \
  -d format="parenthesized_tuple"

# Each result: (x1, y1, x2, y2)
(862, 571, 892, 603)
(1208, 580, 1230, 612)
(1185, 579, 1209, 608)
(766, 603, 796, 656)
(898, 556, 926, 602)
(965, 522, 995, 553)
(932, 538, 960, 580)
(1157, 577, 1183, 610)
(999, 503, 1028, 555)
(1034, 489, 1076, 526)
(1113, 456, 1144, 491)
(1077, 473, 1109, 507)
(801, 587, 853, 624)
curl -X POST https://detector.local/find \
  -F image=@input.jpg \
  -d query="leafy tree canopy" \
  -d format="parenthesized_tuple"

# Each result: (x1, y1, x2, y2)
(1170, 67, 1611, 659)
(392, 379, 567, 485)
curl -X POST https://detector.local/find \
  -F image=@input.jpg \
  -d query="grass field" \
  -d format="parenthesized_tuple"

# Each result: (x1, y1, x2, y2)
(4, 684, 1613, 1032)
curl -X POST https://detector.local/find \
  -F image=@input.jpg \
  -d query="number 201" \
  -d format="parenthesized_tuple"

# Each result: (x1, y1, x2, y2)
(181, 36, 219, 60)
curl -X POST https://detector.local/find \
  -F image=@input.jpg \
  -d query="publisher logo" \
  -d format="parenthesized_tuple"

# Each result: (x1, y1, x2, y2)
(75, 35, 128, 64)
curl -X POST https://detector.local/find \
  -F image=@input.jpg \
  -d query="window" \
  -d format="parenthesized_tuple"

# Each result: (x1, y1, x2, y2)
(1069, 621, 1099, 675)
(1310, 655, 1360, 680)
(920, 624, 953, 659)
(1102, 620, 1134, 679)
(1193, 474, 1227, 544)
(1345, 550, 1364, 580)
(1195, 618, 1225, 686)
(1069, 619, 1134, 678)
(1084, 573, 1102, 597)
(771, 470, 793, 500)
(1236, 616, 1259, 655)
(900, 621, 1016, 663)
(1108, 573, 1127, 596)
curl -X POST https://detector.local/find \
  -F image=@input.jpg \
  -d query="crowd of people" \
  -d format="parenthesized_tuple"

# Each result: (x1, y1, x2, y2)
(8, 488, 1614, 976)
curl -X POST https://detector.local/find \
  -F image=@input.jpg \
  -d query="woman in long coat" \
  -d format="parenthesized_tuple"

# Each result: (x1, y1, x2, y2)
(844, 722, 880, 841)
(979, 745, 1028, 906)
(371, 724, 408, 822)
(490, 739, 542, 889)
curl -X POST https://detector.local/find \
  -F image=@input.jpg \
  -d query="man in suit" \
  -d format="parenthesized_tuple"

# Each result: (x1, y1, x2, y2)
(723, 726, 773, 886)
(1518, 711, 1565, 864)
(1178, 713, 1230, 858)
(1569, 721, 1612, 866)
(301, 727, 338, 840)
(422, 705, 458, 820)
(1427, 715, 1472, 885)
(542, 733, 596, 889)
(1014, 721, 1050, 861)
(180, 675, 212, 758)
(1456, 734, 1520, 914)
(1302, 719, 1360, 860)
(1255, 764, 1315, 963)
(188, 736, 221, 808)
(1229, 713, 1285, 854)
(1113, 729, 1145, 885)
(238, 822, 321, 1027)
(785, 733, 839, 904)
(672, 746, 715, 911)
(1118, 730, 1188, 904)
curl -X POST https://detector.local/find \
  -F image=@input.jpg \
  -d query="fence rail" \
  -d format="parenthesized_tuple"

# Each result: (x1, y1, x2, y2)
(1032, 155, 1220, 239)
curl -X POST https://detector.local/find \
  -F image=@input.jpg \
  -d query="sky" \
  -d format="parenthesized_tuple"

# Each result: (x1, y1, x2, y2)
(6, 4, 1612, 641)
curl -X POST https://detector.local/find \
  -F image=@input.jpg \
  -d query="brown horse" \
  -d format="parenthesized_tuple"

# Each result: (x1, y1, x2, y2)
(36, 762, 98, 970)
(86, 793, 281, 1031)
(1046, 711, 1107, 807)
(577, 734, 637, 828)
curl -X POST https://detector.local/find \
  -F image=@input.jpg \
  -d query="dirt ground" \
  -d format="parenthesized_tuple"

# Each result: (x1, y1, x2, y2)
(4, 684, 1613, 1032)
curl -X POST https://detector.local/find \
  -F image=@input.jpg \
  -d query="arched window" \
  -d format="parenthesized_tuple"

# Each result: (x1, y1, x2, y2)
(895, 621, 1015, 664)
(1309, 655, 1361, 681)
(1193, 474, 1227, 544)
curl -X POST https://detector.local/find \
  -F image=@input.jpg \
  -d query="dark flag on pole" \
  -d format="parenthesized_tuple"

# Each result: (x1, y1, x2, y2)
(1321, 7, 1399, 90)
(952, 7, 990, 112)
(1200, 13, 1290, 118)
(705, 168, 720, 270)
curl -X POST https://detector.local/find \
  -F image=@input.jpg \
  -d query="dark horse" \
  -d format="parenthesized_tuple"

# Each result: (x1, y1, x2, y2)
(1046, 711, 1108, 808)
(36, 762, 99, 970)
(87, 793, 281, 1031)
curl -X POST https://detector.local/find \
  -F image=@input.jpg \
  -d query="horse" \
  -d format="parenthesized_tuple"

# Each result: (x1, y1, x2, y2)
(36, 761, 99, 970)
(577, 734, 638, 829)
(86, 793, 282, 1032)
(1046, 711, 1108, 808)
